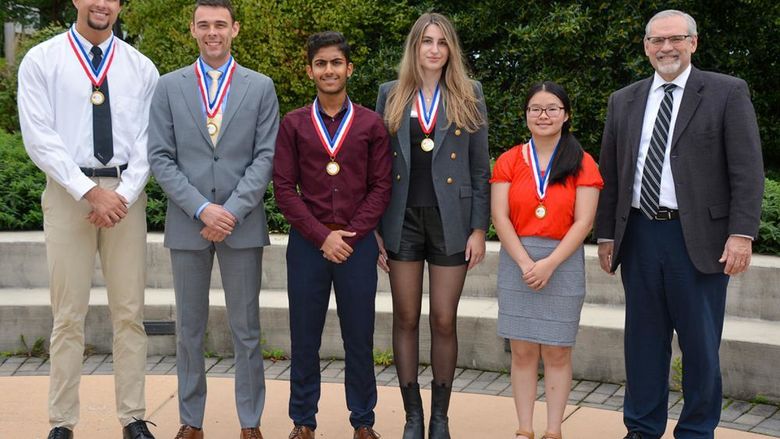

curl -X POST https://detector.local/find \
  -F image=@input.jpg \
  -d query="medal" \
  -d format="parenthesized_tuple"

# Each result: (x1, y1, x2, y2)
(326, 161, 341, 176)
(90, 89, 105, 106)
(67, 26, 117, 103)
(311, 96, 354, 176)
(529, 137, 561, 220)
(195, 56, 236, 120)
(207, 121, 219, 137)
(415, 84, 440, 152)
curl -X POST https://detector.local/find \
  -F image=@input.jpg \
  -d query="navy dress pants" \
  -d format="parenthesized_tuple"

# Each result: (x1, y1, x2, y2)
(286, 229, 379, 430)
(620, 210, 729, 439)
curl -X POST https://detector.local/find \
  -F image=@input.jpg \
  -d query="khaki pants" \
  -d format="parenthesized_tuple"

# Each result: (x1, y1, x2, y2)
(42, 176, 148, 429)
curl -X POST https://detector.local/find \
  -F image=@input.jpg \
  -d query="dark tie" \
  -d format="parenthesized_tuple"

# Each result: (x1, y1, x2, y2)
(91, 45, 113, 165)
(640, 83, 677, 219)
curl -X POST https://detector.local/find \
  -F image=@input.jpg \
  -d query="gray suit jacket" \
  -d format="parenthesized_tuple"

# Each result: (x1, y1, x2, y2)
(148, 63, 279, 250)
(376, 80, 491, 255)
(595, 67, 764, 274)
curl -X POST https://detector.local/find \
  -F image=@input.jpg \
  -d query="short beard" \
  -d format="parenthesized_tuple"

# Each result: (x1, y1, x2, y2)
(656, 59, 682, 76)
(87, 17, 112, 31)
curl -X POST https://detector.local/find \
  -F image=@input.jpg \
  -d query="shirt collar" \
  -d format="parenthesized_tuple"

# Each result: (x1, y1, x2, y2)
(198, 56, 233, 75)
(651, 64, 692, 92)
(71, 25, 113, 55)
(316, 95, 351, 118)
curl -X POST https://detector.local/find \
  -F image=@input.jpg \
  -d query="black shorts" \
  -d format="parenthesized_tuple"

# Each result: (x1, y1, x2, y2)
(387, 206, 467, 266)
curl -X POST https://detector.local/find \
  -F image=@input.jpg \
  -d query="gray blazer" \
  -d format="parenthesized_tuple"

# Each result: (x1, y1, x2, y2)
(148, 63, 279, 250)
(376, 80, 490, 255)
(595, 67, 764, 274)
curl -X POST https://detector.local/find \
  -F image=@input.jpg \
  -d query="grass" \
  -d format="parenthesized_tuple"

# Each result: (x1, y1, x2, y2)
(372, 348, 393, 366)
(0, 335, 48, 358)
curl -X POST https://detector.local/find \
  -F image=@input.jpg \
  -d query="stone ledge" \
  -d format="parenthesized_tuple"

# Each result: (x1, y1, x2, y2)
(1, 287, 778, 401)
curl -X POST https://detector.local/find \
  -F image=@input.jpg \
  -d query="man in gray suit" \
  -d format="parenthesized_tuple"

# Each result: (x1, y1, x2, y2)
(147, 1, 278, 438)
(595, 10, 764, 439)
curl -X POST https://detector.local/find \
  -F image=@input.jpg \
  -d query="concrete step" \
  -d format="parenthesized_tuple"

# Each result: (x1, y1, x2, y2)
(2, 232, 780, 320)
(1, 287, 778, 401)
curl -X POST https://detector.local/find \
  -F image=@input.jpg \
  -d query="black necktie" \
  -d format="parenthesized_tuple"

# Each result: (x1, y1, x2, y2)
(640, 83, 677, 219)
(91, 45, 113, 165)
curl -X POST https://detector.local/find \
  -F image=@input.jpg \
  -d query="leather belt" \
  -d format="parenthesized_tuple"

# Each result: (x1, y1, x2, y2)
(80, 164, 128, 178)
(324, 223, 347, 231)
(633, 207, 679, 221)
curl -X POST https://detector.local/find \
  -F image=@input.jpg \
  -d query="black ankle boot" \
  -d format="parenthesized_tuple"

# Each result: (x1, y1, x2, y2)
(400, 382, 424, 439)
(429, 381, 452, 439)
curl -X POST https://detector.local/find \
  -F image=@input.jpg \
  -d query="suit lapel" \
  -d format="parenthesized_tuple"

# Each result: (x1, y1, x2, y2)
(180, 65, 212, 146)
(432, 89, 449, 161)
(218, 64, 250, 143)
(399, 102, 412, 173)
(671, 67, 703, 151)
(628, 78, 653, 166)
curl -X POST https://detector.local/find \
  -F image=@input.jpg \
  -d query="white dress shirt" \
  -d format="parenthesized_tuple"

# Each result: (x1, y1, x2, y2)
(17, 27, 159, 205)
(631, 64, 691, 210)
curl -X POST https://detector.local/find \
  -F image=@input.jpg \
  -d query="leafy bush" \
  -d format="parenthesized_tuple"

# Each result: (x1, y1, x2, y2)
(757, 178, 780, 255)
(0, 131, 44, 229)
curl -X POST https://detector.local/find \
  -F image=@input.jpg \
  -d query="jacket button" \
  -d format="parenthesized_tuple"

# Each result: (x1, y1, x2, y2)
(211, 188, 216, 193)
(450, 152, 457, 160)
(214, 156, 219, 161)
(446, 177, 453, 184)
(393, 151, 398, 157)
(455, 128, 461, 136)
(396, 174, 401, 181)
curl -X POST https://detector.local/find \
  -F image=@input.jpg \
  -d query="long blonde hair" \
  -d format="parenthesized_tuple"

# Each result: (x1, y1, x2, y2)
(384, 13, 484, 135)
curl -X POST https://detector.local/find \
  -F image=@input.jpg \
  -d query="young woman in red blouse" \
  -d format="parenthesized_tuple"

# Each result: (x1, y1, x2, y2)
(490, 82, 603, 439)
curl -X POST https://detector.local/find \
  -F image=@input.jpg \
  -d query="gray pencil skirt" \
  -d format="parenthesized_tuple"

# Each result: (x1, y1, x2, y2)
(497, 236, 586, 346)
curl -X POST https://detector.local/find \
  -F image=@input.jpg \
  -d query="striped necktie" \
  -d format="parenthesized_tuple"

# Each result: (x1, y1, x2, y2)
(640, 83, 677, 219)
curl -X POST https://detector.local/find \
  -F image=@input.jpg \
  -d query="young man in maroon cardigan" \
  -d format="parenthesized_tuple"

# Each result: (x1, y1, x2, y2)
(272, 31, 392, 439)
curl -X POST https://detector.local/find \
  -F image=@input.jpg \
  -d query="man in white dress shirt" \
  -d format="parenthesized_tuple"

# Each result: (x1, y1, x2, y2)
(17, 1, 158, 438)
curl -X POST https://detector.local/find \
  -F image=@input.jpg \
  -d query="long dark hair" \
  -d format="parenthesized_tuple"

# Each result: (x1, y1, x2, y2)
(523, 81, 584, 185)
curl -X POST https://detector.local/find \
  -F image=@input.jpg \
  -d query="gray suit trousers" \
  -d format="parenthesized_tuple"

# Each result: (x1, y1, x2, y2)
(171, 244, 265, 428)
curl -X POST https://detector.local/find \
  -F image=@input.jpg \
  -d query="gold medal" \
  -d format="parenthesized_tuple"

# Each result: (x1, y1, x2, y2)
(91, 90, 105, 106)
(207, 121, 219, 137)
(535, 204, 547, 219)
(421, 137, 435, 152)
(326, 160, 340, 176)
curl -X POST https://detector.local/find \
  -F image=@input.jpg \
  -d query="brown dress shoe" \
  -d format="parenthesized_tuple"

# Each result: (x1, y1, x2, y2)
(354, 426, 381, 439)
(174, 425, 203, 439)
(288, 425, 314, 439)
(239, 427, 263, 439)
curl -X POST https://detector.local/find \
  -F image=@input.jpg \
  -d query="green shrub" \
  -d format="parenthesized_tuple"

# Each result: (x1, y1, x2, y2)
(757, 178, 780, 255)
(0, 131, 45, 229)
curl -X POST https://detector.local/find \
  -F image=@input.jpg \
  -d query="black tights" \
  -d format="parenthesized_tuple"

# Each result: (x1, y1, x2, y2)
(389, 260, 468, 386)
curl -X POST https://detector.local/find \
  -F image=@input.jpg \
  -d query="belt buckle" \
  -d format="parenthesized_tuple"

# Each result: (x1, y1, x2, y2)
(656, 208, 672, 220)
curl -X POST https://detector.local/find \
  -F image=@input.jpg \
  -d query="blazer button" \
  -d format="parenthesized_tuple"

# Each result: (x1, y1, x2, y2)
(396, 174, 401, 181)
(214, 156, 219, 162)
(450, 152, 457, 160)
(211, 188, 216, 193)
(455, 128, 461, 136)
(446, 177, 454, 184)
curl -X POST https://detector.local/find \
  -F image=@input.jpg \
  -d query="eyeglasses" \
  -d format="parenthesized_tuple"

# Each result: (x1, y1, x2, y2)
(526, 106, 565, 118)
(646, 35, 691, 47)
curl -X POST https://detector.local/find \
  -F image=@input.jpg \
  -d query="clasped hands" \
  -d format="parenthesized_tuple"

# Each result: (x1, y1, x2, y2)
(321, 230, 357, 263)
(519, 257, 557, 291)
(199, 203, 236, 242)
(84, 186, 128, 228)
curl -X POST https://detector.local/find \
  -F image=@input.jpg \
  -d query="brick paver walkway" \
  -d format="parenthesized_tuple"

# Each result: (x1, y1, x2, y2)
(2, 354, 779, 437)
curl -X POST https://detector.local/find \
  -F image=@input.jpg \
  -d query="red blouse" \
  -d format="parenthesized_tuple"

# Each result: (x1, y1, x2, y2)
(490, 143, 604, 240)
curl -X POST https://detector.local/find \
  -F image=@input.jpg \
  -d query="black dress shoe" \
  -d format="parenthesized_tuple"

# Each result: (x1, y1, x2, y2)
(623, 433, 642, 439)
(123, 418, 157, 439)
(47, 427, 73, 439)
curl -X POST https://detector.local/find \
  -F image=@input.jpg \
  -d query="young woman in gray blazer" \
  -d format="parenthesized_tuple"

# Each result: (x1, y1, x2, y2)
(374, 12, 490, 439)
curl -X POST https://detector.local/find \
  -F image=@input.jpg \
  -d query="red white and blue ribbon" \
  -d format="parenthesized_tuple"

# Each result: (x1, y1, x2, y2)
(529, 137, 560, 201)
(66, 26, 116, 88)
(311, 96, 354, 159)
(194, 56, 236, 119)
(415, 84, 440, 134)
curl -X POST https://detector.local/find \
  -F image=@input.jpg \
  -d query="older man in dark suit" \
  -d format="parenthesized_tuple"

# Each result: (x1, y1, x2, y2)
(595, 9, 764, 439)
